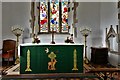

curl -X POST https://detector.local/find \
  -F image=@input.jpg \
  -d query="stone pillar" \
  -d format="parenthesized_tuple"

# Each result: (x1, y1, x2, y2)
(0, 1, 2, 68)
(30, 2, 35, 37)
(118, 1, 120, 67)
(0, 1, 2, 49)
(118, 1, 120, 53)
(73, 2, 79, 38)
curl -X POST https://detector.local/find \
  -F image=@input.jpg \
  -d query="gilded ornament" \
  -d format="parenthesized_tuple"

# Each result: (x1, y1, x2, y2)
(25, 49, 32, 72)
(48, 52, 57, 70)
(72, 49, 78, 70)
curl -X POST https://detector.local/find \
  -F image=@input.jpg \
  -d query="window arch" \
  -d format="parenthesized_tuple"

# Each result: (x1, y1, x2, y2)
(38, 0, 69, 34)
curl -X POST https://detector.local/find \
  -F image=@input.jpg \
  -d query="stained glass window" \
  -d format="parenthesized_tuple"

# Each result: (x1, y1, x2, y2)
(50, 0, 59, 32)
(39, 0, 69, 33)
(40, 1, 48, 32)
(61, 1, 68, 32)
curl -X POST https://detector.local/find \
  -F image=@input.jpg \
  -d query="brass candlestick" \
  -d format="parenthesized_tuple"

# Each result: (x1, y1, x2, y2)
(84, 34, 89, 64)
(80, 27, 91, 64)
(11, 25, 24, 64)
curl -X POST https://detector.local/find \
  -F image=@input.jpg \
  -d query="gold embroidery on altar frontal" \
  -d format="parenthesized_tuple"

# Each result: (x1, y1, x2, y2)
(72, 49, 78, 70)
(48, 52, 57, 70)
(25, 49, 32, 72)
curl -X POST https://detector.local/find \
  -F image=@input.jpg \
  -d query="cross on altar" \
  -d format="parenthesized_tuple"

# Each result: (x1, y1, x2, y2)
(51, 28, 56, 44)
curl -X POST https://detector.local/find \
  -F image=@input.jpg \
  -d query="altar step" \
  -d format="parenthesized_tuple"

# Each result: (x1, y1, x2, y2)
(1, 78, 99, 80)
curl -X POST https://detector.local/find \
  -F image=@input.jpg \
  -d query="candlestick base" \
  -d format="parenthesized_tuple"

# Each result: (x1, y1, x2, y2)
(84, 57, 89, 64)
(51, 41, 55, 44)
(15, 57, 20, 64)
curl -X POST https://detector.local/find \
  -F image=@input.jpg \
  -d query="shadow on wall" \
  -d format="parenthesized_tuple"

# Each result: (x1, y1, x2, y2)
(22, 28, 30, 43)
(108, 52, 119, 67)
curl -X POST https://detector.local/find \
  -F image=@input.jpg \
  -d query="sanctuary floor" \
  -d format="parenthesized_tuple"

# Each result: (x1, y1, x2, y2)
(0, 62, 120, 80)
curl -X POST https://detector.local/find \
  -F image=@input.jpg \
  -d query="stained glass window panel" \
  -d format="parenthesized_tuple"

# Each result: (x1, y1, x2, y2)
(50, 0, 59, 32)
(40, 1, 48, 32)
(61, 1, 68, 33)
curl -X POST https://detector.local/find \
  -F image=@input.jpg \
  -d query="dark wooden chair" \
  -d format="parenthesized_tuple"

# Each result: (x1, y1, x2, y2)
(2, 39, 16, 65)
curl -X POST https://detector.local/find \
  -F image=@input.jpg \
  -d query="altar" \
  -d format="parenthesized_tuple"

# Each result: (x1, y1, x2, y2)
(19, 43, 84, 74)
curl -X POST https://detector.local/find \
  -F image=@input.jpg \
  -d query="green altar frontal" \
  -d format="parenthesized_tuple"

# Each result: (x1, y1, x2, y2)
(20, 44, 84, 74)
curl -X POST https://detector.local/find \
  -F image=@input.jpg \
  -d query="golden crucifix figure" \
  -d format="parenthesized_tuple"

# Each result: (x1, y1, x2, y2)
(25, 49, 32, 72)
(72, 49, 78, 70)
